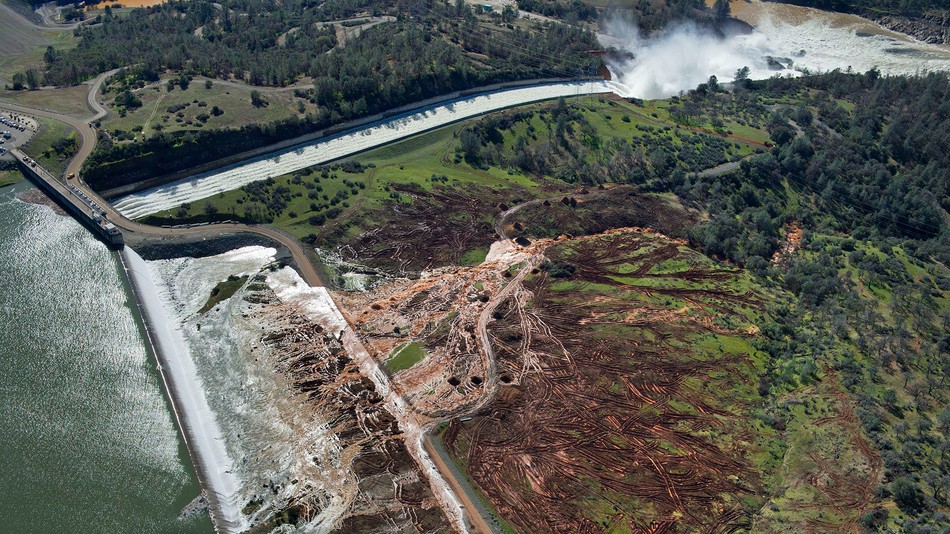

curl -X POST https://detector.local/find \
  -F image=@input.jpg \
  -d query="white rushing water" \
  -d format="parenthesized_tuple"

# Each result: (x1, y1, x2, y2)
(604, 2, 950, 99)
(112, 81, 614, 219)
(139, 246, 367, 532)
(121, 247, 248, 533)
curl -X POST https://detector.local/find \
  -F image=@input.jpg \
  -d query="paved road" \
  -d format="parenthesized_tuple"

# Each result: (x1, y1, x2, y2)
(0, 71, 333, 287)
(118, 219, 324, 287)
(0, 1, 84, 31)
(2, 96, 323, 286)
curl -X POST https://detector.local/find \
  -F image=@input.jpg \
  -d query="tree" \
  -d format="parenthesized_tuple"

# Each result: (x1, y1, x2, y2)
(708, 75, 719, 93)
(44, 46, 58, 65)
(891, 478, 925, 514)
(251, 90, 266, 108)
(714, 0, 730, 21)
(25, 69, 41, 90)
(734, 66, 750, 82)
(11, 72, 25, 91)
(205, 79, 213, 89)
(115, 89, 142, 109)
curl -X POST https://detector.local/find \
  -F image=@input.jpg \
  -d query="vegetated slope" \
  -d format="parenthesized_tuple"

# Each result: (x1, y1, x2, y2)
(482, 71, 950, 530)
(61, 0, 598, 188)
(152, 95, 763, 274)
(502, 71, 950, 531)
(44, 0, 597, 88)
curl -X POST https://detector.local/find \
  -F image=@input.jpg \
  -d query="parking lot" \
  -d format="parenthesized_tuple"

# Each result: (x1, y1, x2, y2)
(0, 111, 38, 160)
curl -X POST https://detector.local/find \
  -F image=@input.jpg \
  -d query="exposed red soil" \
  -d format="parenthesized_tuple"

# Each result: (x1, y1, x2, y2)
(443, 230, 767, 533)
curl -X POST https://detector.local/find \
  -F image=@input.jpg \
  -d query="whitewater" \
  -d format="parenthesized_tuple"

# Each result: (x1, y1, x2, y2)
(120, 248, 248, 533)
(113, 81, 614, 220)
(604, 0, 950, 99)
(123, 244, 390, 532)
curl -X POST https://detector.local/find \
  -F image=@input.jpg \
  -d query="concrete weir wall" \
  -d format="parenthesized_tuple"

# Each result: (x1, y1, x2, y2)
(119, 248, 245, 533)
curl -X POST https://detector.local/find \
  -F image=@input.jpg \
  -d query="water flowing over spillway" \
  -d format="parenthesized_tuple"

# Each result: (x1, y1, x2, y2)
(136, 246, 376, 532)
(603, 0, 950, 99)
(121, 247, 248, 532)
(113, 81, 615, 220)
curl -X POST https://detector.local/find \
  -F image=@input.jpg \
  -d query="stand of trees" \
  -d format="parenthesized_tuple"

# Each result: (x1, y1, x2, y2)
(65, 0, 599, 187)
(687, 71, 948, 265)
(40, 0, 598, 87)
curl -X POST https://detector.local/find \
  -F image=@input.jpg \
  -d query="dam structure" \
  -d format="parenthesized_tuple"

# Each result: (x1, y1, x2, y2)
(12, 147, 124, 248)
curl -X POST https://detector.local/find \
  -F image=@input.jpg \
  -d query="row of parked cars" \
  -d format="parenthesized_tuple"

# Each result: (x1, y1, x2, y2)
(1, 115, 27, 132)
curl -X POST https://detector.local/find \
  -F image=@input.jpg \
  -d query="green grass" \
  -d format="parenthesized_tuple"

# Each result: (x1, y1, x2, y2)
(0, 85, 93, 117)
(101, 76, 314, 141)
(150, 120, 542, 245)
(0, 169, 23, 188)
(459, 247, 487, 266)
(384, 342, 426, 373)
(151, 94, 769, 253)
(198, 275, 248, 314)
(20, 116, 77, 177)
(0, 5, 77, 85)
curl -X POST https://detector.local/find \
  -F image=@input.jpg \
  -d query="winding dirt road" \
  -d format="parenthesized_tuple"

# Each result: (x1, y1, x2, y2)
(0, 1, 86, 31)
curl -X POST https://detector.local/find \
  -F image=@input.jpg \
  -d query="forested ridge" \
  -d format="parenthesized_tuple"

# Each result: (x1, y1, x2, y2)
(42, 0, 598, 87)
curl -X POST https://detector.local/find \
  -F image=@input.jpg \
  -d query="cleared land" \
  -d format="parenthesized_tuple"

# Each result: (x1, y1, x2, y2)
(0, 3, 76, 85)
(0, 85, 94, 117)
(441, 230, 775, 532)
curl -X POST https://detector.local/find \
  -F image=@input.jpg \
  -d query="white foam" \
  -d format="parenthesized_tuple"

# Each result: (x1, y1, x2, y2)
(120, 248, 248, 533)
(113, 82, 614, 219)
(604, 13, 950, 99)
(265, 266, 348, 336)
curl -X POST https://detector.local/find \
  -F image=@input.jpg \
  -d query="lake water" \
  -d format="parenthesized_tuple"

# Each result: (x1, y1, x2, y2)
(0, 182, 211, 533)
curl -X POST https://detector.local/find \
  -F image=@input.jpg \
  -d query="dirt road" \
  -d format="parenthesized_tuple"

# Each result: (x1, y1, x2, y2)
(423, 435, 496, 534)
(0, 1, 85, 31)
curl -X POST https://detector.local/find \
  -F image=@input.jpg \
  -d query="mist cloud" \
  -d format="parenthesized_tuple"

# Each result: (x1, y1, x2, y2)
(601, 10, 950, 99)
(602, 20, 785, 99)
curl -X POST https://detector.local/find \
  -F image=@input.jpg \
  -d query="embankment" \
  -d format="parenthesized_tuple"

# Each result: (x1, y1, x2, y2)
(119, 247, 246, 533)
